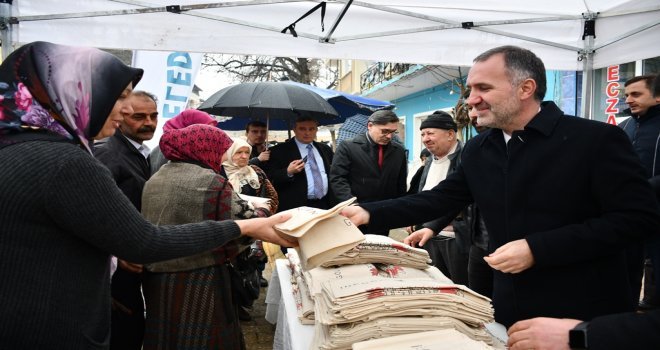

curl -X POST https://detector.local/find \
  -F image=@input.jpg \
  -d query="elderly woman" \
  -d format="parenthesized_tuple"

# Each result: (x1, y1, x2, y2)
(141, 125, 270, 350)
(223, 137, 279, 317)
(0, 42, 291, 349)
(224, 137, 279, 213)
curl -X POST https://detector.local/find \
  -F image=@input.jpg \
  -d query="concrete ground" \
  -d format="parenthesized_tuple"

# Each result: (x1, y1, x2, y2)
(240, 267, 276, 350)
(241, 229, 408, 349)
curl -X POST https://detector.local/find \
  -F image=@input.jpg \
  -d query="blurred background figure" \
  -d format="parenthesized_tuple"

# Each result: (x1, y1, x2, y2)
(246, 120, 271, 168)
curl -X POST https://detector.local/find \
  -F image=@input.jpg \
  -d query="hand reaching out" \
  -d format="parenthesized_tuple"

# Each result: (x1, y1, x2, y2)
(236, 212, 297, 248)
(404, 228, 434, 247)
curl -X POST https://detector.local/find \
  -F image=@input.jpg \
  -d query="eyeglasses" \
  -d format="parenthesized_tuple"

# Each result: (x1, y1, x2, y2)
(378, 128, 399, 136)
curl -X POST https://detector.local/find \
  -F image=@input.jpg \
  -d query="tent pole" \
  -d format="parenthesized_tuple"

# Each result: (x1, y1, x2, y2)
(579, 13, 597, 120)
(0, 0, 14, 60)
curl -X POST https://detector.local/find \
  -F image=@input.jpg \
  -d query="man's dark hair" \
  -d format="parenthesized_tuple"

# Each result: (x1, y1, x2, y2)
(295, 116, 319, 125)
(368, 110, 399, 125)
(655, 74, 660, 98)
(131, 90, 158, 106)
(474, 45, 547, 102)
(245, 120, 267, 132)
(624, 75, 657, 94)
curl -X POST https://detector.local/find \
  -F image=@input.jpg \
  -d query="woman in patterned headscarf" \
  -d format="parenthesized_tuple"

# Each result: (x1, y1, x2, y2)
(149, 109, 218, 173)
(141, 124, 271, 350)
(0, 42, 292, 349)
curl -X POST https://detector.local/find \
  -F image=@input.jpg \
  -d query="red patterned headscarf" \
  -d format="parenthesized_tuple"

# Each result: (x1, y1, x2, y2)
(162, 109, 216, 132)
(160, 124, 233, 174)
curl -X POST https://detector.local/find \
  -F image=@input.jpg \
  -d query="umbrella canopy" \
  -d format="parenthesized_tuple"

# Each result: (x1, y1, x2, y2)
(198, 82, 341, 130)
(214, 81, 394, 131)
(282, 81, 394, 118)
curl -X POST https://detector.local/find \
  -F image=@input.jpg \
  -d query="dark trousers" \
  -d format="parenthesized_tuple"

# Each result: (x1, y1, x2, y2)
(424, 235, 469, 285)
(625, 242, 645, 307)
(110, 268, 145, 350)
(468, 245, 493, 298)
(643, 235, 660, 305)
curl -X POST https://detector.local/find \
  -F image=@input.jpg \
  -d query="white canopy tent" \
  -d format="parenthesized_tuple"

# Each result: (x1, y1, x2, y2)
(2, 0, 659, 117)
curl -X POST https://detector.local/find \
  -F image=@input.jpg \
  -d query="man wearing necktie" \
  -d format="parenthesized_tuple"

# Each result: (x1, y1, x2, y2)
(266, 116, 335, 212)
(330, 110, 407, 236)
(94, 90, 159, 350)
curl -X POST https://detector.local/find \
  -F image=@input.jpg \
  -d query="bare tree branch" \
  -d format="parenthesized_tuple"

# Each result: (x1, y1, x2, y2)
(202, 54, 337, 87)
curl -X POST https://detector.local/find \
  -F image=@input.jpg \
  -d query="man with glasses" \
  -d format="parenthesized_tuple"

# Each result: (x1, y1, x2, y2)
(330, 110, 407, 235)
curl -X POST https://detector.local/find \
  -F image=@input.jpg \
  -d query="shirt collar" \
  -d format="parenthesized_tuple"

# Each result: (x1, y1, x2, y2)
(123, 134, 150, 158)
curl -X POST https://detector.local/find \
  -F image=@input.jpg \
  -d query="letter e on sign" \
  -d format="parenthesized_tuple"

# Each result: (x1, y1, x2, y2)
(607, 66, 619, 82)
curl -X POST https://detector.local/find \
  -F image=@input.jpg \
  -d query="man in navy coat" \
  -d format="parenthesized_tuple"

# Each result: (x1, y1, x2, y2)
(341, 46, 660, 328)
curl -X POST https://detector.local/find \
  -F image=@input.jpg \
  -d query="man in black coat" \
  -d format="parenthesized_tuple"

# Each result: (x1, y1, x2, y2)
(94, 90, 158, 350)
(341, 46, 660, 328)
(246, 120, 270, 167)
(620, 74, 660, 310)
(330, 110, 407, 235)
(266, 116, 335, 211)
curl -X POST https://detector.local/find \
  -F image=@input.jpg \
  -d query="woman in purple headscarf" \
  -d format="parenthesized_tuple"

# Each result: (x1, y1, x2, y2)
(0, 42, 292, 349)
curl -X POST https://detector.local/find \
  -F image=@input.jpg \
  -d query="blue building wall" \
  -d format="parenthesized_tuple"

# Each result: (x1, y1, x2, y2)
(387, 70, 567, 161)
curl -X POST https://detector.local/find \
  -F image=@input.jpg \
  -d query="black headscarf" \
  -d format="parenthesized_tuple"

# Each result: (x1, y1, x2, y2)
(0, 41, 143, 153)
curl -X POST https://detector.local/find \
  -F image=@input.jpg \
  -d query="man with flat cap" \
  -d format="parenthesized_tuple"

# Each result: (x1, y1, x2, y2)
(405, 110, 469, 284)
(330, 110, 407, 236)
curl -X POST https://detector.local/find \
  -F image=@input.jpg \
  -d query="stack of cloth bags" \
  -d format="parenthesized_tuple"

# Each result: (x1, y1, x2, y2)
(320, 234, 432, 269)
(285, 234, 495, 350)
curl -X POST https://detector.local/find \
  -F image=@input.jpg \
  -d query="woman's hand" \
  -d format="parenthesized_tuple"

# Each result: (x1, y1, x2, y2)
(236, 213, 297, 247)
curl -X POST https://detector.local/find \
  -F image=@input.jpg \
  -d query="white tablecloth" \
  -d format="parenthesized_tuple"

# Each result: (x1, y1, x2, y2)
(264, 259, 508, 350)
(265, 259, 314, 350)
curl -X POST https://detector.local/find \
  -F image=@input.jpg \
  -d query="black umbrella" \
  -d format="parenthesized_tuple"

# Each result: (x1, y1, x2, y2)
(198, 82, 341, 129)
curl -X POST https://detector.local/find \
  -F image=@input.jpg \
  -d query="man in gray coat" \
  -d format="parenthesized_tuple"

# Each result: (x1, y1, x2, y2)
(330, 110, 407, 235)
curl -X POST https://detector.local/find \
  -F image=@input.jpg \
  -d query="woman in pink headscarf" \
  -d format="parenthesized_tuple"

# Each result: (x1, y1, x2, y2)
(149, 109, 217, 173)
(141, 124, 270, 350)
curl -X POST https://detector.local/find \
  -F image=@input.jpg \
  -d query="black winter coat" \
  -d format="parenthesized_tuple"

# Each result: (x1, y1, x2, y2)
(329, 133, 407, 203)
(361, 102, 660, 327)
(94, 130, 151, 211)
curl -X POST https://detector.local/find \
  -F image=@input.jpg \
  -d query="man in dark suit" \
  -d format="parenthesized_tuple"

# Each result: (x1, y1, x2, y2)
(95, 90, 158, 350)
(329, 110, 407, 235)
(246, 120, 270, 167)
(266, 116, 334, 211)
(342, 46, 660, 328)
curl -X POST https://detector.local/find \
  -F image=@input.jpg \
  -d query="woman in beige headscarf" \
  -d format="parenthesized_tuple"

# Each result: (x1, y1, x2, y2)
(223, 137, 278, 213)
(223, 137, 279, 318)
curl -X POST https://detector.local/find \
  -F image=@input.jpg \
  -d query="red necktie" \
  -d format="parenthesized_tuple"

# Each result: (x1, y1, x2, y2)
(378, 145, 384, 169)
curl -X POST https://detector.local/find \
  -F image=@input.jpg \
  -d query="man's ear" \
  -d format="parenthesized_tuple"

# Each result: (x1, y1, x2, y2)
(519, 78, 537, 100)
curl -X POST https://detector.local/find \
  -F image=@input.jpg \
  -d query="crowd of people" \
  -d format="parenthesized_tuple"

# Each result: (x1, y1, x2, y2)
(0, 40, 659, 350)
